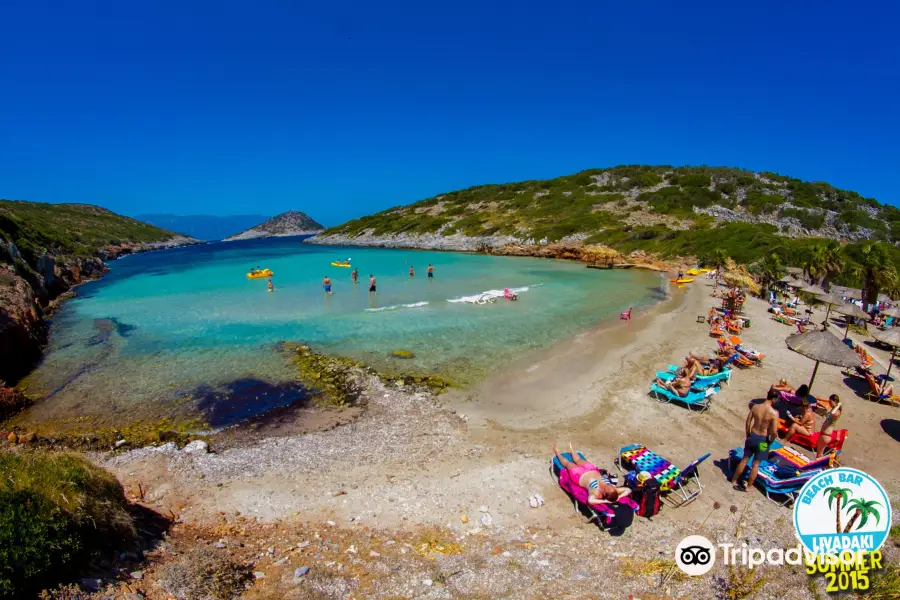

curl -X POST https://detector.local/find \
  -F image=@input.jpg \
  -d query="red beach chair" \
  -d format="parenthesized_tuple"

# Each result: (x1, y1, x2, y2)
(777, 419, 848, 454)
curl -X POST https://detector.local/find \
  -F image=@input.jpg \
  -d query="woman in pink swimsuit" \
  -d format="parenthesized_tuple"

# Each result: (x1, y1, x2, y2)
(553, 443, 632, 505)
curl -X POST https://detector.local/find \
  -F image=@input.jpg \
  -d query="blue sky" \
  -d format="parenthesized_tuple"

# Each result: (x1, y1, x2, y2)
(1, 1, 897, 226)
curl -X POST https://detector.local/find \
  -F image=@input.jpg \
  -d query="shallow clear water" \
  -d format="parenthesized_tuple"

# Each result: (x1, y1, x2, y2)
(19, 237, 666, 428)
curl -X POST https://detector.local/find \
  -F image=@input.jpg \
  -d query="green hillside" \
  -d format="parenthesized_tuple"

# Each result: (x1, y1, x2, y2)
(325, 165, 900, 264)
(0, 200, 177, 265)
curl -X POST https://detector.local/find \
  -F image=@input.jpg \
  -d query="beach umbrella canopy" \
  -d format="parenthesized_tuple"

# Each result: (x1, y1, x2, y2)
(878, 293, 896, 304)
(779, 275, 793, 283)
(785, 330, 863, 390)
(882, 306, 900, 318)
(835, 303, 870, 320)
(787, 267, 804, 276)
(843, 288, 864, 300)
(816, 292, 847, 324)
(872, 328, 900, 378)
(723, 272, 760, 295)
(786, 278, 807, 289)
(801, 283, 827, 296)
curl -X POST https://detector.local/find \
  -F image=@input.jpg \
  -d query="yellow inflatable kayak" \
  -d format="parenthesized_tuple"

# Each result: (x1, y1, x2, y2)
(686, 269, 701, 276)
(330, 262, 351, 268)
(671, 278, 695, 284)
(247, 269, 273, 279)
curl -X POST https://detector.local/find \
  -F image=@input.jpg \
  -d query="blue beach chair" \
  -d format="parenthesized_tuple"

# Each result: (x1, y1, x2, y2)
(649, 383, 718, 412)
(728, 441, 838, 507)
(656, 368, 732, 389)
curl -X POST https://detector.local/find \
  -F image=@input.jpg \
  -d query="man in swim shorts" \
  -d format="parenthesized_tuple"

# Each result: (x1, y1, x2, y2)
(427, 264, 434, 278)
(369, 274, 376, 293)
(730, 389, 779, 491)
(409, 265, 414, 277)
(322, 276, 332, 294)
(351, 268, 359, 283)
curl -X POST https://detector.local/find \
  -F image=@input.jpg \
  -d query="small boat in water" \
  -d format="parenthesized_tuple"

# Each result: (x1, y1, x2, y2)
(247, 268, 274, 279)
(330, 261, 351, 268)
(671, 277, 695, 284)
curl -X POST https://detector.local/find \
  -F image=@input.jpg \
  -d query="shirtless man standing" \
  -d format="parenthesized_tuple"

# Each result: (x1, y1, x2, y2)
(731, 389, 779, 491)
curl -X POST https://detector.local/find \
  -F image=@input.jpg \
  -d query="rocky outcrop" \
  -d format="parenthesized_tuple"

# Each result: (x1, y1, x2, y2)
(0, 269, 44, 384)
(0, 235, 201, 385)
(224, 212, 324, 241)
(308, 233, 674, 271)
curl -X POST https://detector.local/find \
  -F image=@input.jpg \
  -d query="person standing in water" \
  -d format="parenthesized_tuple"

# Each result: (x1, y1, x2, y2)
(368, 274, 376, 294)
(267, 277, 274, 292)
(323, 275, 333, 294)
(427, 264, 434, 279)
(351, 268, 359, 283)
(409, 265, 415, 277)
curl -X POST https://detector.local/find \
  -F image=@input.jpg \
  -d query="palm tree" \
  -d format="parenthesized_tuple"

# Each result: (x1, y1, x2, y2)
(707, 248, 729, 273)
(820, 243, 845, 292)
(847, 243, 900, 309)
(750, 252, 785, 295)
(802, 245, 826, 285)
(823, 487, 853, 533)
(842, 498, 882, 533)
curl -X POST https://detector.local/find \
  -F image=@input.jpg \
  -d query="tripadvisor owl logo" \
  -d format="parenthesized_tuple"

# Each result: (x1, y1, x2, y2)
(794, 467, 892, 556)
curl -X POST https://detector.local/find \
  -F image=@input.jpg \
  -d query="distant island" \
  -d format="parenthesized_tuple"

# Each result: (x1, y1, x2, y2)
(309, 165, 899, 264)
(224, 211, 324, 241)
(0, 200, 200, 384)
(136, 213, 271, 241)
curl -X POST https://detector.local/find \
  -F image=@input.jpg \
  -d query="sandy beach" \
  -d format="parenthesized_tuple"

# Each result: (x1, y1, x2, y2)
(98, 278, 900, 599)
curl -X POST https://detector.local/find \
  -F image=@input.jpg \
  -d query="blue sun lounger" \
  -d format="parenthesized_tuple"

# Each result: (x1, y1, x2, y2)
(656, 368, 732, 389)
(649, 383, 718, 412)
(728, 441, 838, 507)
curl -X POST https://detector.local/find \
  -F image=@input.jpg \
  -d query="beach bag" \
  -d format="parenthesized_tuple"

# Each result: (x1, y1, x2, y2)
(636, 479, 661, 518)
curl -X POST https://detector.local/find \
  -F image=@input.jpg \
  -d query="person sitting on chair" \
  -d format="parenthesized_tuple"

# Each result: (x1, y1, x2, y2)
(780, 399, 815, 440)
(552, 443, 631, 505)
(865, 372, 894, 398)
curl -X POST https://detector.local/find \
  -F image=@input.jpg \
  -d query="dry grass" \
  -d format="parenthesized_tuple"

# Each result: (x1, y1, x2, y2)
(156, 547, 252, 600)
(719, 565, 767, 600)
(618, 556, 687, 584)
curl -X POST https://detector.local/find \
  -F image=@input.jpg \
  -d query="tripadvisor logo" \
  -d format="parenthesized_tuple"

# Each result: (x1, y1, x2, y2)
(794, 467, 892, 556)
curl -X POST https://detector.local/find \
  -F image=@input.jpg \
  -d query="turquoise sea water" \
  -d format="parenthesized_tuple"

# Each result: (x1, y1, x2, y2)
(19, 237, 666, 428)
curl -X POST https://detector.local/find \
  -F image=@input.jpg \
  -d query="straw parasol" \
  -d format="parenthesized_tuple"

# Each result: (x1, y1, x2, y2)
(843, 288, 864, 300)
(816, 292, 846, 323)
(802, 283, 827, 296)
(779, 275, 793, 283)
(877, 293, 896, 305)
(882, 306, 900, 319)
(786, 278, 807, 289)
(785, 330, 863, 390)
(835, 302, 871, 340)
(872, 328, 900, 379)
(723, 271, 760, 295)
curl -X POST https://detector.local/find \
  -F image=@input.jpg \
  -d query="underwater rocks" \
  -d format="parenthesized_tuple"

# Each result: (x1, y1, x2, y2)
(391, 349, 415, 359)
(277, 341, 455, 404)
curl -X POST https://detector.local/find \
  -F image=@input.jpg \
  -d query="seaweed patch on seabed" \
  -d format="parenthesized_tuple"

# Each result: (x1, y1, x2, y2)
(88, 317, 137, 346)
(192, 378, 313, 428)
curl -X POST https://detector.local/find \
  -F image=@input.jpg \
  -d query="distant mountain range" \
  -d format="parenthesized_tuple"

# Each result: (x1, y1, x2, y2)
(224, 211, 324, 241)
(136, 214, 271, 241)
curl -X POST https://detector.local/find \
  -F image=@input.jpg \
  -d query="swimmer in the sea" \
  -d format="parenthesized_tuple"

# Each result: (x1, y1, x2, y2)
(323, 275, 333, 294)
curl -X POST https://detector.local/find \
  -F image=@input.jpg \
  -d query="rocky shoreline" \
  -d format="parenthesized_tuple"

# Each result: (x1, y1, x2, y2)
(306, 231, 675, 271)
(0, 235, 201, 387)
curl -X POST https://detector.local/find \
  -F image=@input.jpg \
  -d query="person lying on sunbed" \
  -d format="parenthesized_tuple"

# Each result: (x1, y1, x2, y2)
(552, 443, 631, 505)
(768, 378, 794, 396)
(656, 373, 692, 396)
(780, 399, 816, 440)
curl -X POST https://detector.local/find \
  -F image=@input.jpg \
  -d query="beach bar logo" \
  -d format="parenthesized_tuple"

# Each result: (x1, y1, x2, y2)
(794, 467, 891, 556)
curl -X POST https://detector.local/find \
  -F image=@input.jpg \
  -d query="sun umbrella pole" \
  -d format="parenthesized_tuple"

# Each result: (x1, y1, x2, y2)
(808, 360, 820, 391)
(889, 348, 897, 380)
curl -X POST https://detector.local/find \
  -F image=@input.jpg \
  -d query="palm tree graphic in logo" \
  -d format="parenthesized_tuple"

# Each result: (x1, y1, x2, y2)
(842, 498, 882, 533)
(823, 487, 852, 533)
(822, 486, 883, 534)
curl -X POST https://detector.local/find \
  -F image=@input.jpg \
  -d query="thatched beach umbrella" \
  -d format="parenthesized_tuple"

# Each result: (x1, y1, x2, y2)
(835, 302, 871, 340)
(878, 293, 896, 305)
(779, 275, 793, 283)
(816, 293, 847, 324)
(802, 283, 827, 296)
(843, 288, 864, 300)
(882, 306, 900, 319)
(785, 330, 863, 390)
(872, 328, 900, 379)
(723, 271, 760, 295)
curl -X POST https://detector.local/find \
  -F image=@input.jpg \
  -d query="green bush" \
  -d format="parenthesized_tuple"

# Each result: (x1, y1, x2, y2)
(0, 452, 134, 598)
(779, 207, 825, 230)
